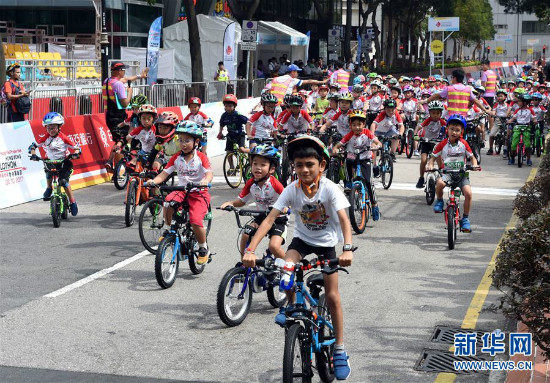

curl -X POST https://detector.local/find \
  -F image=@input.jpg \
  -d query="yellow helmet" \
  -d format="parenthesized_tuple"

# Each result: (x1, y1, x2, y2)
(339, 92, 354, 102)
(348, 109, 366, 120)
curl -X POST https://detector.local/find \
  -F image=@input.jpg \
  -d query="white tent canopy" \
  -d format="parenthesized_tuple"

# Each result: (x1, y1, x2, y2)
(163, 16, 309, 82)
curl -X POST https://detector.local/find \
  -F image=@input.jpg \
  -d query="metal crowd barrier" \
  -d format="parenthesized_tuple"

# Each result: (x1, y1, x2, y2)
(150, 83, 186, 108)
(29, 88, 78, 120)
(252, 78, 267, 97)
(229, 79, 248, 99)
(76, 86, 103, 115)
(206, 81, 227, 103)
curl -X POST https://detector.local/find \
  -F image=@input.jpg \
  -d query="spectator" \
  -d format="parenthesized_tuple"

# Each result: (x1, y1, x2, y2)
(268, 58, 278, 76)
(237, 61, 246, 78)
(257, 60, 266, 76)
(3, 63, 29, 122)
(278, 60, 289, 75)
(346, 58, 355, 73)
(215, 61, 230, 82)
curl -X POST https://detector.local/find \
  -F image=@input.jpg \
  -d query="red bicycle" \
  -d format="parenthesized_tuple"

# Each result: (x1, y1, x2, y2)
(427, 165, 480, 250)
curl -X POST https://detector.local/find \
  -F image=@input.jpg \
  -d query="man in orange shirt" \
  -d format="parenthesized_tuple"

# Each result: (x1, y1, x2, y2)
(4, 63, 28, 122)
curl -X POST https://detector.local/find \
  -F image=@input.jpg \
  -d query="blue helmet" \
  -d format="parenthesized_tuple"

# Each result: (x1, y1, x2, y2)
(175, 121, 203, 138)
(42, 112, 64, 127)
(531, 92, 543, 100)
(250, 144, 281, 165)
(446, 114, 467, 129)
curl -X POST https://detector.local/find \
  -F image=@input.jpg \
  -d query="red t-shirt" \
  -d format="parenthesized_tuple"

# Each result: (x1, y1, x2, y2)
(3, 79, 26, 112)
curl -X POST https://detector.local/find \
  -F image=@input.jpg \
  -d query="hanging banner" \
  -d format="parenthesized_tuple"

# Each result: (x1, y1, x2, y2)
(147, 16, 162, 85)
(356, 33, 362, 63)
(305, 31, 311, 63)
(428, 17, 460, 32)
(223, 22, 237, 81)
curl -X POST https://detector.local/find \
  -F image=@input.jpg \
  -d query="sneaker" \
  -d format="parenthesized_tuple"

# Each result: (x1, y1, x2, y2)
(390, 153, 396, 162)
(43, 188, 52, 201)
(372, 166, 380, 178)
(460, 217, 471, 233)
(333, 351, 351, 380)
(274, 304, 295, 327)
(503, 148, 508, 157)
(486, 148, 493, 155)
(508, 158, 515, 165)
(413, 150, 420, 156)
(433, 200, 444, 213)
(372, 206, 380, 221)
(159, 229, 169, 242)
(69, 202, 78, 216)
(197, 247, 210, 265)
(527, 159, 533, 166)
(415, 177, 425, 189)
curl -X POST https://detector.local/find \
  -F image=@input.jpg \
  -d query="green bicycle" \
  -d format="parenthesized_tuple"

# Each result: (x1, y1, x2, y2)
(31, 154, 79, 228)
(223, 142, 251, 188)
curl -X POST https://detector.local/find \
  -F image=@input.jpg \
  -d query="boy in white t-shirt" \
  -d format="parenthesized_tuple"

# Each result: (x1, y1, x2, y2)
(243, 136, 354, 381)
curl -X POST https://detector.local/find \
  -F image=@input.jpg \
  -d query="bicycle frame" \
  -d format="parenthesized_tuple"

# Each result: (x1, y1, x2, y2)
(444, 187, 461, 229)
(514, 125, 527, 156)
(125, 152, 150, 206)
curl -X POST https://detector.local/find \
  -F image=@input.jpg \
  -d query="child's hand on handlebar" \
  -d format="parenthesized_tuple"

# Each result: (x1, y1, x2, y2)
(242, 251, 258, 268)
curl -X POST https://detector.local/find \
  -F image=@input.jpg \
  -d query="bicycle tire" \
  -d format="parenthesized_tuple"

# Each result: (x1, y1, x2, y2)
(155, 234, 179, 288)
(114, 159, 129, 190)
(267, 282, 287, 308)
(406, 130, 414, 159)
(138, 198, 164, 254)
(125, 180, 138, 227)
(425, 176, 436, 205)
(281, 155, 291, 187)
(447, 205, 456, 250)
(316, 294, 335, 383)
(216, 267, 252, 326)
(495, 136, 503, 155)
(381, 154, 393, 190)
(203, 204, 212, 238)
(187, 237, 206, 275)
(51, 195, 61, 228)
(349, 183, 366, 234)
(243, 163, 251, 183)
(517, 142, 524, 168)
(61, 194, 69, 219)
(223, 152, 243, 188)
(327, 160, 340, 185)
(535, 132, 542, 157)
(283, 323, 312, 383)
(472, 142, 481, 165)
(397, 135, 405, 155)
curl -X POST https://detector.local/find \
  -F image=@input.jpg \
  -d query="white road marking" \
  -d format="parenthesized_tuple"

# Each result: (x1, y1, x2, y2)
(373, 182, 518, 196)
(44, 250, 150, 298)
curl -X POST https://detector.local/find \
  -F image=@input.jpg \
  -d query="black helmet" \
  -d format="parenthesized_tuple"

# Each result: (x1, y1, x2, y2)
(261, 93, 277, 104)
(383, 99, 397, 108)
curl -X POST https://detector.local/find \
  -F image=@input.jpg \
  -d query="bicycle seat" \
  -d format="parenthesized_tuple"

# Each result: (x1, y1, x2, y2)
(306, 273, 324, 290)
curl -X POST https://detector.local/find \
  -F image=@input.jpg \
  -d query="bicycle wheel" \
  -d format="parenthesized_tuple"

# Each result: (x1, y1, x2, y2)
(267, 279, 287, 308)
(216, 267, 253, 326)
(283, 323, 312, 383)
(425, 176, 435, 205)
(472, 142, 481, 165)
(281, 155, 291, 187)
(447, 205, 456, 250)
(380, 154, 393, 190)
(535, 132, 542, 157)
(316, 294, 335, 383)
(138, 198, 164, 253)
(155, 234, 179, 288)
(327, 160, 340, 185)
(61, 194, 69, 219)
(125, 180, 138, 227)
(495, 135, 503, 155)
(406, 130, 414, 158)
(397, 136, 405, 155)
(187, 237, 206, 274)
(243, 163, 251, 183)
(51, 195, 61, 228)
(223, 152, 243, 188)
(517, 142, 524, 168)
(114, 159, 129, 190)
(348, 183, 366, 234)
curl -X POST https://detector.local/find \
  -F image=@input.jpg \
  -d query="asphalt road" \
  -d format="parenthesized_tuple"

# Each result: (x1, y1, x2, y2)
(0, 149, 539, 383)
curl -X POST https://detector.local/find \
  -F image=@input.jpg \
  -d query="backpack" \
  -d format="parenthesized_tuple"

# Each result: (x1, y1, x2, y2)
(0, 84, 8, 106)
(8, 81, 31, 114)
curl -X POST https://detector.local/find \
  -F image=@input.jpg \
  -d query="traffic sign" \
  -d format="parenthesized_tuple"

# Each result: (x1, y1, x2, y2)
(495, 46, 504, 55)
(526, 39, 539, 45)
(527, 48, 534, 54)
(430, 40, 444, 54)
(241, 41, 257, 51)
(242, 20, 257, 42)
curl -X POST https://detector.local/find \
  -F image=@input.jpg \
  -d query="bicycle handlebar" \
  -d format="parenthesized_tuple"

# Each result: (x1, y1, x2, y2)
(255, 254, 354, 274)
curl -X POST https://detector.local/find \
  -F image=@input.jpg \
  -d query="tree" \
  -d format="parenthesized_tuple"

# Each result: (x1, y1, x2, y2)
(226, 0, 261, 23)
(498, 0, 550, 22)
(182, 0, 203, 82)
(454, 0, 495, 60)
(344, 0, 353, 61)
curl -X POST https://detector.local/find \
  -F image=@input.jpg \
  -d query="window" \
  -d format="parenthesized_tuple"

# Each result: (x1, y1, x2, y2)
(127, 4, 162, 34)
(494, 24, 508, 29)
(522, 21, 550, 34)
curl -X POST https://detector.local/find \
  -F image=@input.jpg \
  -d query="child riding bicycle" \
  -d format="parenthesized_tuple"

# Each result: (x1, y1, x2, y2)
(370, 98, 405, 162)
(184, 97, 214, 156)
(147, 121, 214, 265)
(220, 145, 287, 260)
(487, 89, 510, 156)
(415, 101, 446, 189)
(506, 93, 536, 166)
(279, 95, 313, 134)
(243, 136, 354, 380)
(217, 94, 249, 154)
(332, 109, 382, 221)
(126, 104, 157, 171)
(427, 114, 479, 232)
(28, 112, 81, 216)
(147, 111, 180, 174)
(246, 93, 278, 149)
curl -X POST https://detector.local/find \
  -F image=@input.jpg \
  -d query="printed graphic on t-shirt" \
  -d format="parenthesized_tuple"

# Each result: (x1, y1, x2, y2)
(299, 201, 330, 231)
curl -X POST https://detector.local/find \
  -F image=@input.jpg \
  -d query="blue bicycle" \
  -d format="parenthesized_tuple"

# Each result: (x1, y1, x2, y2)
(216, 206, 287, 326)
(257, 253, 355, 383)
(347, 148, 376, 234)
(153, 183, 212, 289)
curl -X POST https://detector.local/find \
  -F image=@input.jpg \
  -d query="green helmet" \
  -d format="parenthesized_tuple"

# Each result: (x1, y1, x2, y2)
(130, 94, 148, 108)
(513, 87, 526, 95)
(496, 88, 507, 96)
(367, 72, 377, 78)
(175, 121, 203, 138)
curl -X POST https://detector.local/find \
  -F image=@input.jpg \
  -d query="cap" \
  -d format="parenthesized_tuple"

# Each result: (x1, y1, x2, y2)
(287, 64, 302, 72)
(110, 61, 127, 70)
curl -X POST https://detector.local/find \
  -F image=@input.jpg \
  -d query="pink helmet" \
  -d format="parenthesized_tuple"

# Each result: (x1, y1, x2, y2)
(420, 89, 432, 97)
(413, 76, 422, 81)
(402, 85, 414, 93)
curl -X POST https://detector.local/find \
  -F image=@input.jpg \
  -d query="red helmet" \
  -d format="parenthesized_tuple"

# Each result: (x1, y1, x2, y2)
(223, 94, 238, 105)
(188, 97, 202, 106)
(156, 111, 179, 127)
(428, 76, 436, 82)
(137, 104, 158, 117)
